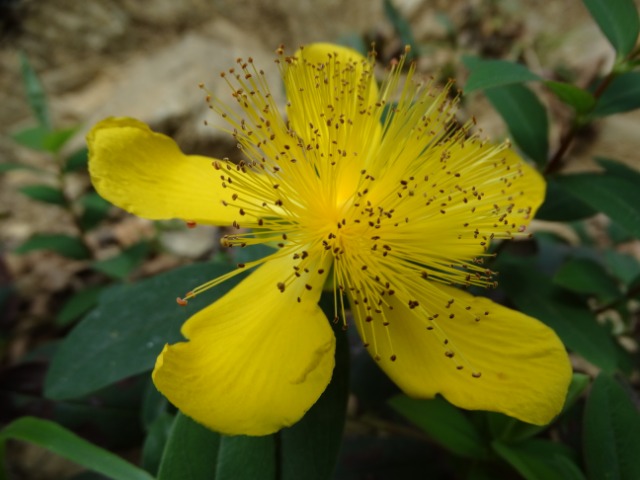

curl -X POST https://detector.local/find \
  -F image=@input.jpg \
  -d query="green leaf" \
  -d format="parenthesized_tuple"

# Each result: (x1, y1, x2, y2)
(80, 192, 112, 230)
(45, 262, 241, 400)
(141, 412, 174, 476)
(556, 165, 640, 239)
(19, 52, 51, 130)
(19, 184, 66, 206)
(484, 84, 549, 166)
(0, 417, 154, 480)
(279, 310, 350, 480)
(64, 147, 89, 173)
(56, 285, 104, 327)
(554, 258, 621, 302)
(15, 233, 91, 260)
(498, 260, 620, 372)
(584, 373, 640, 480)
(92, 242, 149, 280)
(536, 178, 597, 221)
(582, 0, 640, 57)
(493, 438, 585, 480)
(42, 126, 79, 154)
(593, 71, 640, 116)
(464, 59, 541, 93)
(605, 249, 640, 284)
(383, 0, 418, 59)
(11, 125, 49, 151)
(389, 395, 487, 459)
(0, 162, 42, 174)
(215, 436, 276, 480)
(545, 81, 596, 114)
(157, 413, 220, 480)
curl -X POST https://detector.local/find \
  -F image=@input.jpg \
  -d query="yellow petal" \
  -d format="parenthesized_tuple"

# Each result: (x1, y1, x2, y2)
(87, 117, 238, 225)
(356, 284, 571, 425)
(152, 255, 335, 435)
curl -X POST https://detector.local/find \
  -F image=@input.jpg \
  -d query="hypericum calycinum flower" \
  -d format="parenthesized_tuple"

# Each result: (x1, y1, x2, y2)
(88, 43, 571, 435)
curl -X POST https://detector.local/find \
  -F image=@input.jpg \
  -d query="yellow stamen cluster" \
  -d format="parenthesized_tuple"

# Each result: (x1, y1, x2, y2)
(182, 46, 537, 377)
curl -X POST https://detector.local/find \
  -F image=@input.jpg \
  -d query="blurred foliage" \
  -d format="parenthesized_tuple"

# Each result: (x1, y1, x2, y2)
(2, 0, 640, 479)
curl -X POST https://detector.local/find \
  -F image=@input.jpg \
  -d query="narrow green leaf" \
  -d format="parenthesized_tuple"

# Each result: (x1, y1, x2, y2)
(19, 52, 51, 130)
(0, 417, 154, 480)
(11, 125, 49, 151)
(215, 436, 276, 480)
(593, 71, 640, 116)
(279, 314, 350, 480)
(485, 84, 549, 166)
(42, 126, 79, 154)
(92, 242, 149, 280)
(554, 258, 621, 301)
(498, 260, 620, 372)
(157, 413, 220, 480)
(141, 412, 174, 476)
(556, 168, 640, 239)
(45, 262, 241, 400)
(535, 178, 597, 221)
(493, 439, 585, 480)
(545, 81, 596, 114)
(584, 373, 640, 480)
(389, 395, 487, 459)
(56, 285, 104, 327)
(15, 234, 91, 260)
(582, 0, 639, 57)
(0, 162, 42, 174)
(464, 59, 541, 93)
(383, 0, 418, 59)
(19, 184, 66, 206)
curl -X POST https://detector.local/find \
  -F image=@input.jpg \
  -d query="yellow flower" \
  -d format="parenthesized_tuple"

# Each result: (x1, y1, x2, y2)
(87, 43, 571, 436)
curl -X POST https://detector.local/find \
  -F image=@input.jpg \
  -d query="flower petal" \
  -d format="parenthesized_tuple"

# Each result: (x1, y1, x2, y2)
(152, 255, 335, 435)
(87, 117, 238, 225)
(355, 284, 571, 425)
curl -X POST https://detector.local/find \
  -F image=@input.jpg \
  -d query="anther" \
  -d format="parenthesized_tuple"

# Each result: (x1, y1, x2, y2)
(176, 297, 188, 306)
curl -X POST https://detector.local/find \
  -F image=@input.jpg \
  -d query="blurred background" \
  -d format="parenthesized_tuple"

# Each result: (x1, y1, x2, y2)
(2, 0, 640, 478)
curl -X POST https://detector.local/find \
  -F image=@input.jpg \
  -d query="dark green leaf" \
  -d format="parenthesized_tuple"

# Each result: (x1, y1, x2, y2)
(19, 184, 66, 206)
(556, 167, 640, 238)
(56, 285, 104, 327)
(19, 53, 51, 130)
(584, 373, 640, 480)
(141, 412, 174, 476)
(464, 59, 541, 93)
(545, 81, 596, 114)
(536, 178, 597, 221)
(383, 0, 418, 59)
(92, 242, 149, 280)
(498, 260, 619, 372)
(64, 147, 89, 173)
(45, 262, 241, 400)
(80, 192, 112, 230)
(279, 313, 350, 480)
(15, 234, 91, 260)
(0, 162, 42, 174)
(215, 436, 275, 480)
(554, 258, 620, 301)
(485, 84, 549, 166)
(389, 395, 488, 459)
(157, 413, 220, 480)
(593, 72, 640, 116)
(582, 0, 639, 57)
(0, 417, 154, 480)
(141, 378, 169, 430)
(493, 438, 585, 480)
